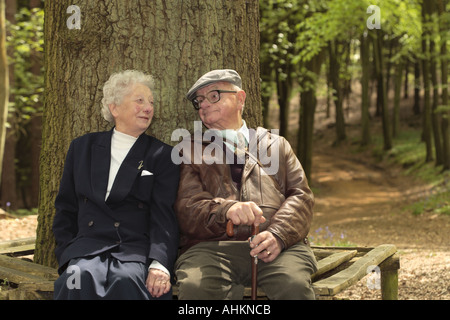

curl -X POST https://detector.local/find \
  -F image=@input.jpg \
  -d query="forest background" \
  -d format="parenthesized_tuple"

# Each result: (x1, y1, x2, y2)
(0, 0, 448, 276)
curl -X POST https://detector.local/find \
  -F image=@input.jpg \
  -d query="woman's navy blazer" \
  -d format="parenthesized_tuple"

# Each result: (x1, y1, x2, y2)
(52, 129, 180, 275)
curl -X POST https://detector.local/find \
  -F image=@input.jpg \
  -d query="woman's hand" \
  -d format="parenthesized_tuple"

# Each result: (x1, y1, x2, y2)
(146, 268, 171, 298)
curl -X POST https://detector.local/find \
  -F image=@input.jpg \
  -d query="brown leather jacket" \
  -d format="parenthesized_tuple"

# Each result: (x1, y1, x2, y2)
(174, 127, 314, 253)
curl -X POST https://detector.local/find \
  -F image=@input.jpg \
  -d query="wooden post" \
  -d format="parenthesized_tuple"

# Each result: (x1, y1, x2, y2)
(379, 253, 400, 300)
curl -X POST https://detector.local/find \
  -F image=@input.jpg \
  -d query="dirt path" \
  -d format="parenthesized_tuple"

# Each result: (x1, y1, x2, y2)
(309, 142, 450, 299)
(311, 150, 449, 249)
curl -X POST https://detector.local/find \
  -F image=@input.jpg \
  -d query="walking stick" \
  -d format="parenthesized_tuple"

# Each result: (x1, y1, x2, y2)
(226, 220, 259, 300)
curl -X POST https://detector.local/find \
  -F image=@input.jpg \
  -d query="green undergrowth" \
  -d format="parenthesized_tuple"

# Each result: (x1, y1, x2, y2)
(371, 129, 449, 216)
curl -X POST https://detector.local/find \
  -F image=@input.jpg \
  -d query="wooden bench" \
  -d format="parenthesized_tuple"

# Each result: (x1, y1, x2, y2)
(0, 237, 36, 257)
(0, 238, 58, 300)
(0, 238, 399, 300)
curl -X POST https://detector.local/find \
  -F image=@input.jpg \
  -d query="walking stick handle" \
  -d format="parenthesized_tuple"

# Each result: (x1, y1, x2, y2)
(226, 221, 260, 238)
(226, 220, 235, 237)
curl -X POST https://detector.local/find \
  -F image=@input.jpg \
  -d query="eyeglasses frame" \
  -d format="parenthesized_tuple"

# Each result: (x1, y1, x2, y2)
(191, 90, 237, 110)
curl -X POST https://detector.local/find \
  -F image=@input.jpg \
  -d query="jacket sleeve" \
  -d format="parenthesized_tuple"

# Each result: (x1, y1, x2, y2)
(148, 145, 180, 274)
(174, 162, 238, 241)
(52, 140, 79, 266)
(266, 136, 314, 249)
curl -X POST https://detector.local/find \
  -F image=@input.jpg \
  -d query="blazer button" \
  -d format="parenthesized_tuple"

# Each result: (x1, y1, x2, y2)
(88, 221, 94, 227)
(114, 222, 120, 228)
(138, 202, 144, 209)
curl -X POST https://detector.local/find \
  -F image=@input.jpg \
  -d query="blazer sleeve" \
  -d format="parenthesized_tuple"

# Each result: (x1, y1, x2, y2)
(148, 144, 180, 274)
(52, 140, 79, 266)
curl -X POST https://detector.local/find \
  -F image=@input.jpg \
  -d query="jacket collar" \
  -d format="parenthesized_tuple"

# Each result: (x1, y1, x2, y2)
(91, 129, 150, 205)
(107, 131, 150, 204)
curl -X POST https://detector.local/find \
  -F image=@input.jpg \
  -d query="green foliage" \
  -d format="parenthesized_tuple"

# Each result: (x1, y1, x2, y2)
(5, 7, 44, 134)
(260, 0, 303, 77)
(293, 0, 369, 64)
(384, 129, 450, 216)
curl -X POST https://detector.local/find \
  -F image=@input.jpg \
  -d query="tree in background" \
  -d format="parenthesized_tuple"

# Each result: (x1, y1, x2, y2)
(2, 4, 43, 211)
(437, 0, 449, 170)
(0, 0, 8, 186)
(260, 0, 449, 175)
(35, 0, 261, 268)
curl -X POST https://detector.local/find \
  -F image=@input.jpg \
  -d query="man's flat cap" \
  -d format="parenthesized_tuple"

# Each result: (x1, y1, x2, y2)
(186, 69, 242, 101)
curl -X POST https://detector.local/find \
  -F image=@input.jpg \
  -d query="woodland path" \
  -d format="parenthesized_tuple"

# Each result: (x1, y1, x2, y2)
(309, 132, 449, 299)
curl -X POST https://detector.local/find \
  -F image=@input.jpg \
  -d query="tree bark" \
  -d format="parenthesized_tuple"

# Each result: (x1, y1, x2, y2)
(36, 0, 261, 267)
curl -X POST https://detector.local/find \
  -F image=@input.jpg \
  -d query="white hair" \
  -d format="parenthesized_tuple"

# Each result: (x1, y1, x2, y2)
(101, 70, 155, 123)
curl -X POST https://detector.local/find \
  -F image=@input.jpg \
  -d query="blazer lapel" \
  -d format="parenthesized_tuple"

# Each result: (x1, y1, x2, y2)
(106, 134, 150, 204)
(91, 131, 112, 205)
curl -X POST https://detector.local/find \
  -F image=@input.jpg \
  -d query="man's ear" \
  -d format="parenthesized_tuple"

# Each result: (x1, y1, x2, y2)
(236, 90, 246, 110)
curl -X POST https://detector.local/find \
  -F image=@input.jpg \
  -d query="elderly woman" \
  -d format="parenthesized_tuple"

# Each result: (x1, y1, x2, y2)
(52, 70, 179, 300)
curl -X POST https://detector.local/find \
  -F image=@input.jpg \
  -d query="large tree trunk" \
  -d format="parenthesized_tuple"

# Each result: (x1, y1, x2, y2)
(35, 0, 261, 267)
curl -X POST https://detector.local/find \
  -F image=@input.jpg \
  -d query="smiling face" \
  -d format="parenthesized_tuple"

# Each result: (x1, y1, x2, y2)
(109, 83, 154, 137)
(195, 82, 246, 130)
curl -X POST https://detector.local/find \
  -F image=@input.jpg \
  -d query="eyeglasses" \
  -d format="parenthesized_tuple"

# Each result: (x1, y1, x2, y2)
(192, 90, 237, 110)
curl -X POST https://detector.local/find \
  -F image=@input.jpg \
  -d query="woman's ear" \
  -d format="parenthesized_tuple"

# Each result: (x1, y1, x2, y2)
(109, 104, 118, 118)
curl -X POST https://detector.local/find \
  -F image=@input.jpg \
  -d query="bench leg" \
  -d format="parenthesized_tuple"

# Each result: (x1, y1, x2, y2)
(380, 254, 400, 300)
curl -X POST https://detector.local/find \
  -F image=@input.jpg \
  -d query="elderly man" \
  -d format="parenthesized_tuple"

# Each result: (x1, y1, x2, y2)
(174, 69, 317, 300)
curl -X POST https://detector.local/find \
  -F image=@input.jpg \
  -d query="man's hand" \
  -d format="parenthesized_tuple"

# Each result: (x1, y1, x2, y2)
(146, 268, 171, 298)
(226, 201, 266, 227)
(249, 231, 283, 263)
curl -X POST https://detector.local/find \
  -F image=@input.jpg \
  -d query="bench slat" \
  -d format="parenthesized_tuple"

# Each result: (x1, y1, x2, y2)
(313, 244, 397, 296)
(0, 265, 50, 285)
(0, 237, 36, 250)
(0, 244, 36, 257)
(0, 255, 58, 281)
(312, 250, 357, 281)
(0, 238, 36, 257)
